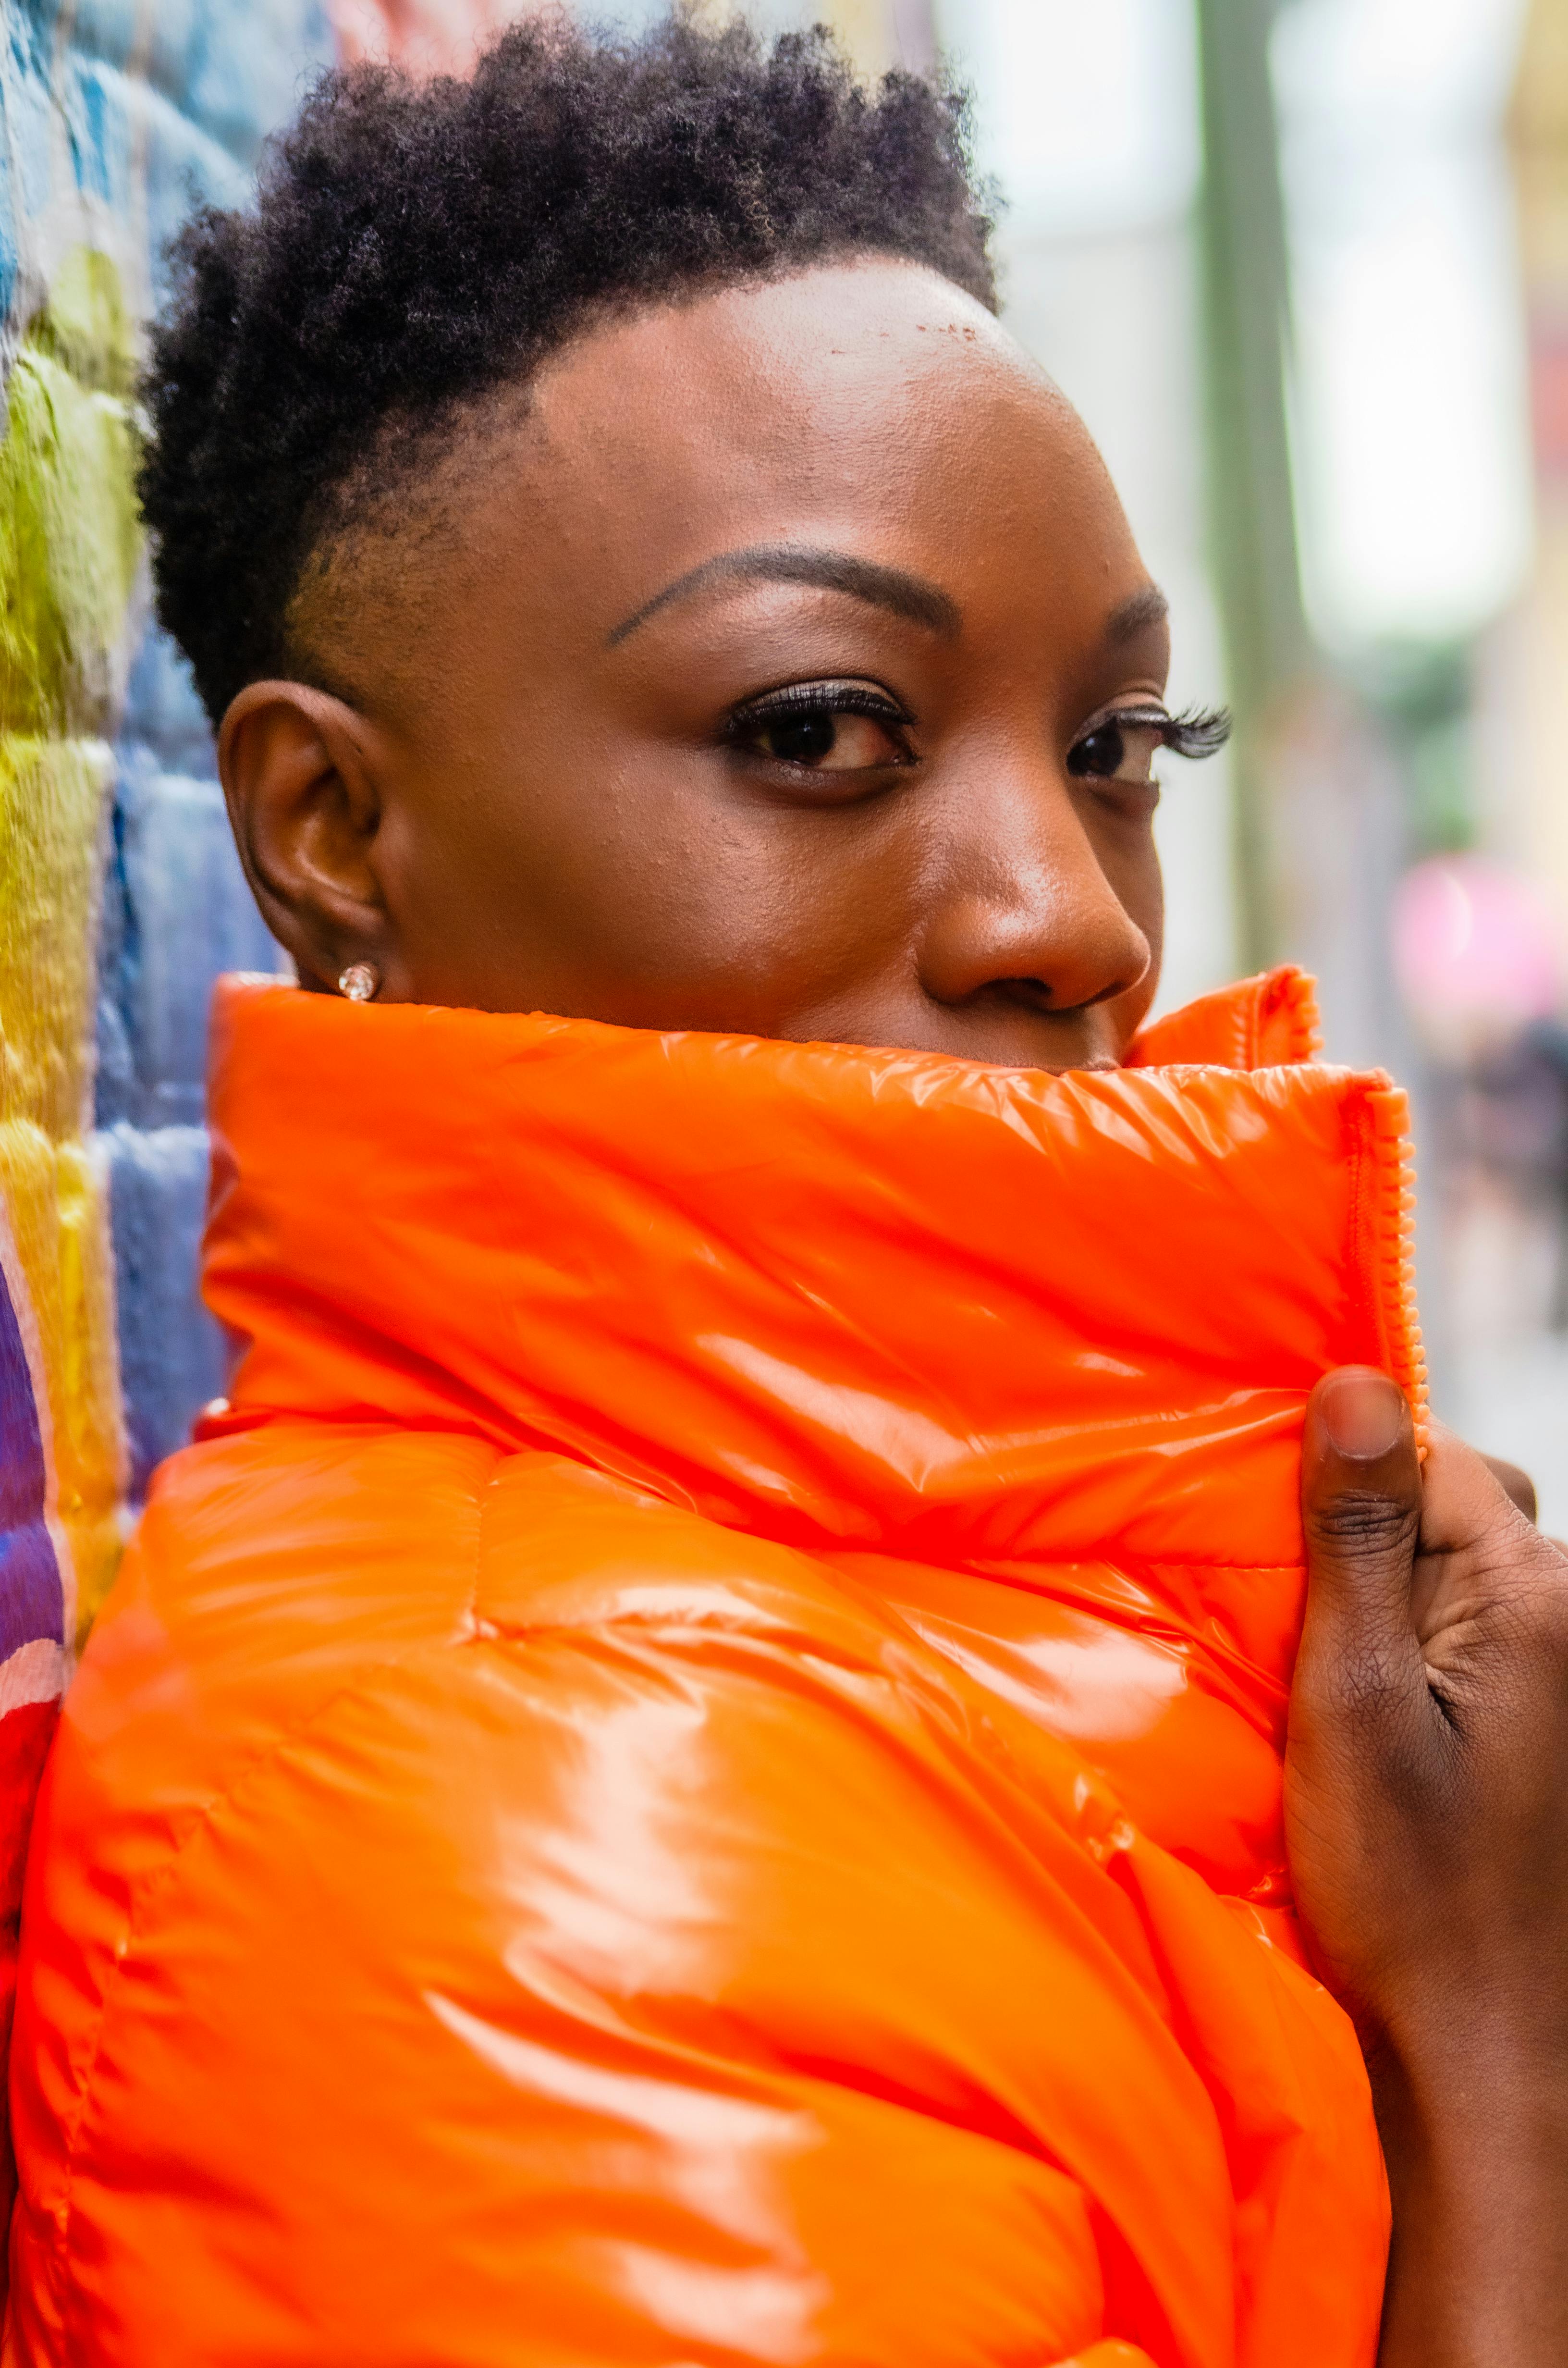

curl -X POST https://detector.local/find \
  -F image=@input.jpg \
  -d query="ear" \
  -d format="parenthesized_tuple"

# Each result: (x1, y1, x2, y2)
(219, 682, 400, 996)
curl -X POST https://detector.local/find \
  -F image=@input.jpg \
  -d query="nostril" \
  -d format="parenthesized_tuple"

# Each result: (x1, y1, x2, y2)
(995, 974, 1132, 1014)
(985, 977, 1056, 1017)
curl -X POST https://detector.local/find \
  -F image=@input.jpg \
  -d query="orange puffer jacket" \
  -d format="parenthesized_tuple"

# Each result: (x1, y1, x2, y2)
(7, 966, 1420, 2368)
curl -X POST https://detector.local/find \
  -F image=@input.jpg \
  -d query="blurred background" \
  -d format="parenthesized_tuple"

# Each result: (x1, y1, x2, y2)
(2, 0, 1564, 1614)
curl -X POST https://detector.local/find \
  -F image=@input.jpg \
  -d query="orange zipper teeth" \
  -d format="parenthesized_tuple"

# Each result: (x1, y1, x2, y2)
(1365, 1082, 1430, 1453)
(1262, 963, 1326, 1063)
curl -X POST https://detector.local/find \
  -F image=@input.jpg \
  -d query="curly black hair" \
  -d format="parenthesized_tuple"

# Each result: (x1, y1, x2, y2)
(139, 12, 996, 725)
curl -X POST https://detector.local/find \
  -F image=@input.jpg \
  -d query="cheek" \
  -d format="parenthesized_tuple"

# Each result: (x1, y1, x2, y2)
(424, 737, 915, 1011)
(591, 769, 869, 955)
(588, 799, 924, 1037)
(674, 803, 921, 992)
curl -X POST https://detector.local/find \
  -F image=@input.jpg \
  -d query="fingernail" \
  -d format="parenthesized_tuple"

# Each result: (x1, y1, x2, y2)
(1319, 1369, 1406, 1459)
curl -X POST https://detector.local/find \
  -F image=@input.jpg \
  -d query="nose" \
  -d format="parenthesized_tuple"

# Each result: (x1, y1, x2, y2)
(916, 765, 1152, 1018)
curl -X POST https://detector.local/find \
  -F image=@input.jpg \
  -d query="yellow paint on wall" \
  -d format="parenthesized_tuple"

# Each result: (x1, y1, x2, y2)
(0, 251, 142, 1641)
(819, 0, 895, 78)
(680, 0, 896, 79)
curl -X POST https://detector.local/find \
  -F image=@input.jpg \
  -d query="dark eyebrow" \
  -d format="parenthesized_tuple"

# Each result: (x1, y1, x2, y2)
(1104, 585, 1170, 646)
(606, 543, 962, 647)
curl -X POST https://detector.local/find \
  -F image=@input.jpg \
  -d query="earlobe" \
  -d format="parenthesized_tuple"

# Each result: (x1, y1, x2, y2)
(218, 682, 394, 995)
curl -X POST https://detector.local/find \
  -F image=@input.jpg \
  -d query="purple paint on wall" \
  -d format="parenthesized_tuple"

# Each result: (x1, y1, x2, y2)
(0, 1279, 64, 1663)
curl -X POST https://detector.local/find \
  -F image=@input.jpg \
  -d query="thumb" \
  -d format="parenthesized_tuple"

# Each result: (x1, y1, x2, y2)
(1300, 1366, 1423, 1655)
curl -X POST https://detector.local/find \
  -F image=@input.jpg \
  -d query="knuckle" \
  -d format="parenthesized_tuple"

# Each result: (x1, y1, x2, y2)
(1474, 1532, 1568, 1652)
(1509, 1573, 1568, 1660)
(1306, 1489, 1419, 1564)
(1482, 1453, 1537, 1525)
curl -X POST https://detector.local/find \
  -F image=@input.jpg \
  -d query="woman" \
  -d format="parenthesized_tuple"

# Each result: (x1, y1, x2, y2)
(9, 19, 1568, 2366)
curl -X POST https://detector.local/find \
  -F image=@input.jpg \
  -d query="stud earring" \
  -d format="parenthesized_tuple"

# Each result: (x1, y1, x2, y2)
(338, 962, 380, 1003)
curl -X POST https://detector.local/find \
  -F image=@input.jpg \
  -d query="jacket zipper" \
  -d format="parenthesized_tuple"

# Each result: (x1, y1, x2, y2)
(1365, 1081, 1431, 1455)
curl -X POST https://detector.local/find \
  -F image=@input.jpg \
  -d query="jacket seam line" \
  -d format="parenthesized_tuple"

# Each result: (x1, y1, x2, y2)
(471, 1452, 503, 1635)
(49, 1653, 486, 2341)
(45, 1459, 507, 2340)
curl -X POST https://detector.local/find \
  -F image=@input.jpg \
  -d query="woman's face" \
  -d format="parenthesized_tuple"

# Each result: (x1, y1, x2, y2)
(223, 257, 1178, 1070)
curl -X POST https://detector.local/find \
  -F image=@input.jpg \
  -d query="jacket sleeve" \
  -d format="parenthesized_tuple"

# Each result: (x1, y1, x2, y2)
(11, 1587, 1232, 2368)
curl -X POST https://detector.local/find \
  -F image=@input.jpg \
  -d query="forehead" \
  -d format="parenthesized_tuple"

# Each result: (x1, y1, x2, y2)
(516, 258, 1128, 554)
(300, 257, 1149, 691)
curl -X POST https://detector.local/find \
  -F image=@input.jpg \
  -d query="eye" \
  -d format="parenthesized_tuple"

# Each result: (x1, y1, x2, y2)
(726, 681, 915, 774)
(1067, 713, 1167, 786)
(1066, 702, 1232, 784)
(750, 712, 903, 769)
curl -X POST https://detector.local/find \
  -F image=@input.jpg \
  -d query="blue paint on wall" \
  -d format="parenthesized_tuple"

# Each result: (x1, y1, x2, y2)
(68, 58, 117, 205)
(98, 714, 278, 1136)
(98, 645, 279, 1491)
(98, 1123, 229, 1496)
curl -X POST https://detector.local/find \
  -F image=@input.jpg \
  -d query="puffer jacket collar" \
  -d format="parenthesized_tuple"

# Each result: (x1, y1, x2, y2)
(198, 966, 1425, 1576)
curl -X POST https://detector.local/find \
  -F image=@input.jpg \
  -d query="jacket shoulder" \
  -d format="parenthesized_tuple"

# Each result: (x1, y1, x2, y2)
(69, 1422, 502, 1794)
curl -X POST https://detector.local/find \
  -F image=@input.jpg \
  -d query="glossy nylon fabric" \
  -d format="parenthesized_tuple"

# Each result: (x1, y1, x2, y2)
(6, 966, 1413, 2367)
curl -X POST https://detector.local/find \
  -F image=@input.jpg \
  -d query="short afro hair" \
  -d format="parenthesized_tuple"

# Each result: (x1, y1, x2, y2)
(139, 12, 997, 725)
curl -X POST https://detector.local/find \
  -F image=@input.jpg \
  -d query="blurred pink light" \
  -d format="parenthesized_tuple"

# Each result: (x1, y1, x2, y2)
(328, 0, 531, 73)
(1392, 852, 1563, 1032)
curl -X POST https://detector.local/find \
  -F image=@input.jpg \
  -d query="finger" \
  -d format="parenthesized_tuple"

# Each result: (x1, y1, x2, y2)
(1418, 1421, 1545, 1557)
(1300, 1366, 1422, 1652)
(1480, 1453, 1537, 1526)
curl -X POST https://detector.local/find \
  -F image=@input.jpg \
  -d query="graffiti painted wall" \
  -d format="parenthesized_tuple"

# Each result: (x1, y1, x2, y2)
(0, 0, 335, 1726)
(0, 0, 556, 1691)
(0, 0, 555, 1683)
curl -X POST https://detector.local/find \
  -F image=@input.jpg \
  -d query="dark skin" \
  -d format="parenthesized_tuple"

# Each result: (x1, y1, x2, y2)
(1295, 1381, 1568, 2367)
(222, 261, 1165, 1069)
(219, 256, 1568, 2366)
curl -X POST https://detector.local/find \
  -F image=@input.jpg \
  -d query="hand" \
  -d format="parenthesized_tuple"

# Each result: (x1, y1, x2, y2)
(1481, 1451, 1538, 1525)
(1286, 1368, 1568, 2368)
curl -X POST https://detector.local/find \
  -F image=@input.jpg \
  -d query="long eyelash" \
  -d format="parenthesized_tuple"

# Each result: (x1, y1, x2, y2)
(1160, 704, 1232, 761)
(725, 681, 913, 736)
